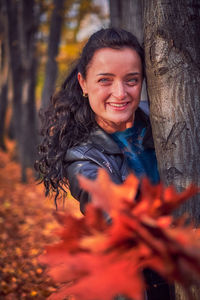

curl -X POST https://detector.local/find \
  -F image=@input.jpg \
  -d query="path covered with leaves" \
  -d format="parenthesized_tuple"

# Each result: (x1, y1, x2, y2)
(0, 144, 81, 299)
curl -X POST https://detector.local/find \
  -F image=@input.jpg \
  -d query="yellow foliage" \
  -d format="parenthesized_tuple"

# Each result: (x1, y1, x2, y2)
(57, 42, 84, 63)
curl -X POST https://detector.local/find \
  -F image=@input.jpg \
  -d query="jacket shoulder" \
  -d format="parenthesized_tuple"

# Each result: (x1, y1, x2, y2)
(64, 144, 94, 162)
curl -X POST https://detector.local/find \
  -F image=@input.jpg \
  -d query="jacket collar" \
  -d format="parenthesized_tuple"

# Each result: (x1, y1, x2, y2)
(89, 126, 122, 154)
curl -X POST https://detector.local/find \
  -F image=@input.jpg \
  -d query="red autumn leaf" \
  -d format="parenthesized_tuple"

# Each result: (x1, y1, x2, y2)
(78, 169, 139, 217)
(39, 169, 200, 300)
(48, 252, 145, 300)
(135, 177, 198, 218)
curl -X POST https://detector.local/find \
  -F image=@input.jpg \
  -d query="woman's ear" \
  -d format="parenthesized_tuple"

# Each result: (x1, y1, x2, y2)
(77, 72, 87, 94)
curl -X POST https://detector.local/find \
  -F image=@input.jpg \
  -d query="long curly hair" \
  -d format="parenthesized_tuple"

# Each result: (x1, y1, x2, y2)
(35, 28, 145, 202)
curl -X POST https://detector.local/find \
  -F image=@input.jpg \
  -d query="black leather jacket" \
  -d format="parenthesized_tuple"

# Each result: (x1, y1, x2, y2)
(64, 108, 154, 213)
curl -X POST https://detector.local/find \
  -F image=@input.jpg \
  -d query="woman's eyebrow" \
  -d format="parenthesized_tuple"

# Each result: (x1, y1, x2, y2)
(126, 72, 140, 76)
(97, 73, 114, 76)
(96, 72, 141, 76)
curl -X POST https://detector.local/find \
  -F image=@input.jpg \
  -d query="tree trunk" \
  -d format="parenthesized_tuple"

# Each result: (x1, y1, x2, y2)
(109, 0, 147, 100)
(5, 0, 23, 152)
(143, 0, 200, 298)
(0, 2, 9, 151)
(41, 0, 65, 110)
(0, 64, 9, 151)
(18, 0, 39, 181)
(5, 0, 39, 181)
(109, 0, 143, 44)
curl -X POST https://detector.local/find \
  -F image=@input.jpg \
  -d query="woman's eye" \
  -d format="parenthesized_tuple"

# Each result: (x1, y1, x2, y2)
(98, 78, 111, 84)
(127, 78, 138, 85)
(98, 78, 109, 82)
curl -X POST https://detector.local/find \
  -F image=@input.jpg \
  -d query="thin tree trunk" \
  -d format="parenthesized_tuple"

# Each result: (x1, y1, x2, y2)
(18, 0, 39, 181)
(5, 0, 22, 152)
(7, 111, 15, 140)
(109, 0, 143, 44)
(41, 0, 65, 110)
(5, 0, 39, 181)
(109, 0, 122, 28)
(143, 0, 200, 298)
(109, 0, 147, 102)
(0, 42, 9, 151)
(23, 55, 39, 172)
(0, 2, 9, 150)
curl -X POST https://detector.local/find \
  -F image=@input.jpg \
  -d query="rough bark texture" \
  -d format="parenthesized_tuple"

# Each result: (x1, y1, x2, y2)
(41, 0, 65, 110)
(143, 1, 200, 296)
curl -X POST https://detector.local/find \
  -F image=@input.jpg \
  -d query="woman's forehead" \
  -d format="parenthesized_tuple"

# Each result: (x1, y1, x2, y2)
(87, 47, 142, 74)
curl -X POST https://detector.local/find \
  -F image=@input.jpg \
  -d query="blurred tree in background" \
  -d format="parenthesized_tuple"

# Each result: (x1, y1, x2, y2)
(109, 0, 147, 100)
(41, 0, 66, 110)
(0, 2, 9, 152)
(109, 0, 143, 43)
(2, 0, 41, 182)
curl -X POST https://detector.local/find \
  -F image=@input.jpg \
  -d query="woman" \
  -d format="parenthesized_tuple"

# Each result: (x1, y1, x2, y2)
(37, 28, 172, 300)
(37, 27, 159, 212)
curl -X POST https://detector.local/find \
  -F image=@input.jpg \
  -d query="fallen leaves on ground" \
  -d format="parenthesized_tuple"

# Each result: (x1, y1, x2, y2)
(0, 142, 81, 299)
(40, 169, 200, 300)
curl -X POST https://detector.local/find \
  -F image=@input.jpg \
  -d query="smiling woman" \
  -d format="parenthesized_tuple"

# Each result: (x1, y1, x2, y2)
(36, 27, 159, 211)
(36, 27, 170, 300)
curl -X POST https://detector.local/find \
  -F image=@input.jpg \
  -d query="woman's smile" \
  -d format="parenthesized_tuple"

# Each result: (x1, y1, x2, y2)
(78, 47, 143, 133)
(107, 101, 130, 110)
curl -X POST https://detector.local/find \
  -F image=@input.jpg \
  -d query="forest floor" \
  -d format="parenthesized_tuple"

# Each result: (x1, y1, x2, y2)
(0, 141, 81, 299)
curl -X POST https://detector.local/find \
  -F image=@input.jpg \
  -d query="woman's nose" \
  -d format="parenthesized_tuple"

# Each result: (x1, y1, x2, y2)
(112, 81, 127, 100)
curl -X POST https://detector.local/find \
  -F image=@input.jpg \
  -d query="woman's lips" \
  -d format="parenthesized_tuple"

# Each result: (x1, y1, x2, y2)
(107, 102, 129, 110)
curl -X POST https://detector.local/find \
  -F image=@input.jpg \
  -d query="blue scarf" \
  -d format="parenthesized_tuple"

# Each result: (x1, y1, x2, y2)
(111, 121, 159, 184)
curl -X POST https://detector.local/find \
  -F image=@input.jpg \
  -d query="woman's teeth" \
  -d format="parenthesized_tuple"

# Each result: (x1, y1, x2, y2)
(109, 103, 127, 107)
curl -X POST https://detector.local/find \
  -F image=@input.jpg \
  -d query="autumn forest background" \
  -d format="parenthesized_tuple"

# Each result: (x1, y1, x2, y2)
(0, 0, 200, 299)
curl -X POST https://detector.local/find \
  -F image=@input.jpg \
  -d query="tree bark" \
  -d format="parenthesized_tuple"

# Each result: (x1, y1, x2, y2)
(41, 0, 65, 110)
(143, 0, 200, 298)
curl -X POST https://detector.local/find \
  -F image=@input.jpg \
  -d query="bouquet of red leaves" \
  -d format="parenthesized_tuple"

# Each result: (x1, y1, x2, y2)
(39, 169, 200, 300)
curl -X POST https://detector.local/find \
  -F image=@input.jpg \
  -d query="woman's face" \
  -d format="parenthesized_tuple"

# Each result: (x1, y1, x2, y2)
(78, 47, 143, 133)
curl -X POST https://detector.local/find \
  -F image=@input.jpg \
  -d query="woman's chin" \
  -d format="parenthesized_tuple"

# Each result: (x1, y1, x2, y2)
(97, 117, 134, 133)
